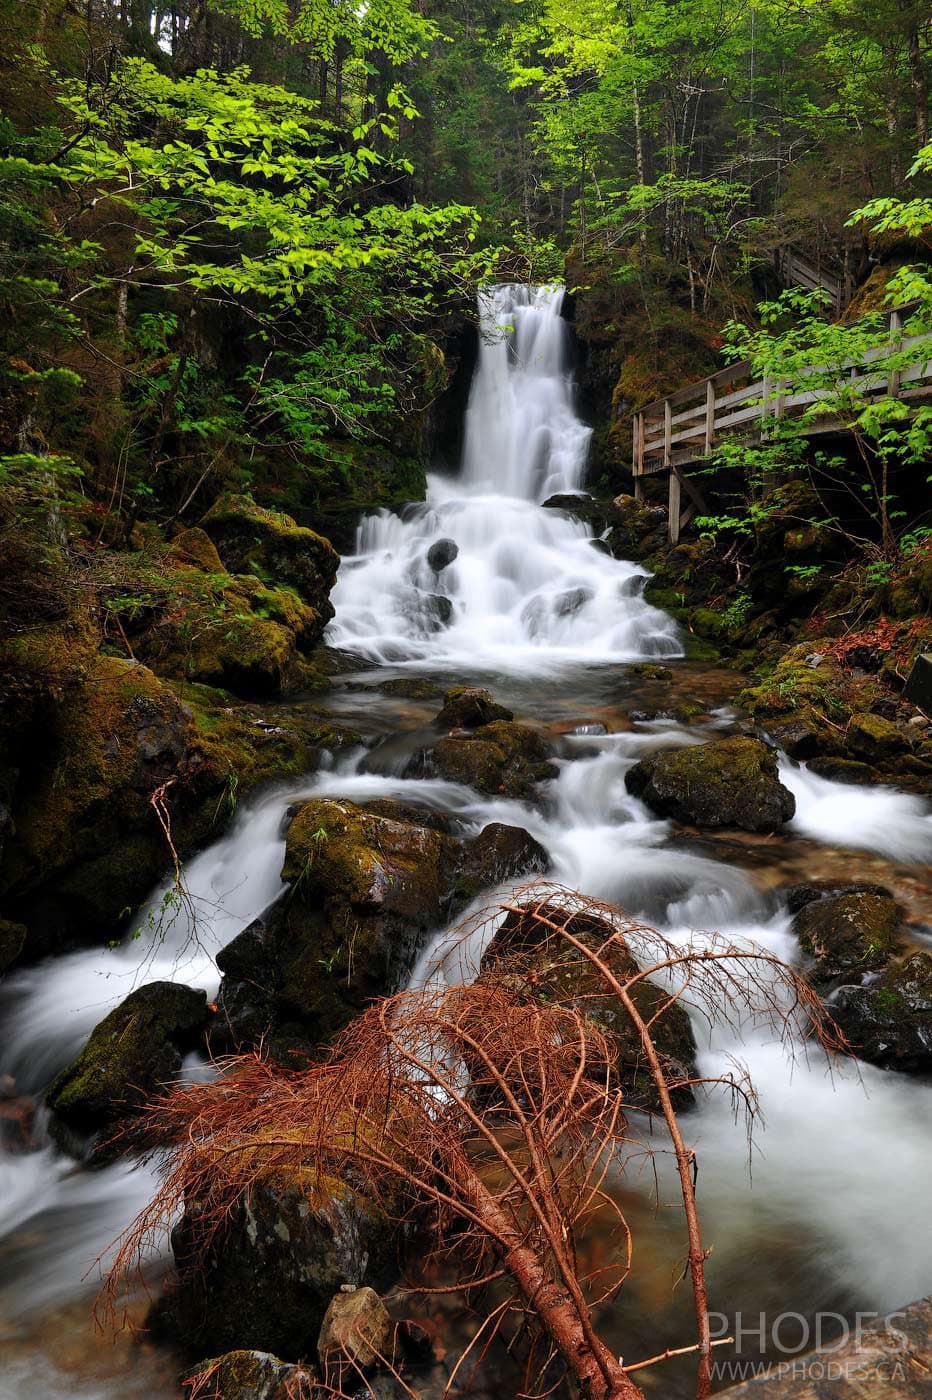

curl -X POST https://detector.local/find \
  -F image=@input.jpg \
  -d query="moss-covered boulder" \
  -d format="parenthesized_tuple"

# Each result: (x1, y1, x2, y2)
(793, 890, 903, 983)
(163, 1165, 398, 1360)
(481, 902, 696, 1113)
(846, 711, 908, 761)
(625, 737, 795, 832)
(435, 686, 513, 730)
(166, 526, 224, 574)
(831, 953, 932, 1072)
(201, 493, 338, 641)
(414, 721, 556, 799)
(216, 799, 461, 1051)
(187, 1351, 317, 1400)
(47, 981, 207, 1133)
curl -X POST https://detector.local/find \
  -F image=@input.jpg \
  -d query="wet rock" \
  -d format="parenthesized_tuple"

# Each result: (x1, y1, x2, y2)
(629, 663, 673, 681)
(793, 890, 902, 982)
(481, 901, 696, 1114)
(806, 756, 879, 784)
(453, 823, 549, 904)
(201, 492, 339, 640)
(358, 798, 453, 833)
(216, 799, 461, 1050)
(904, 653, 932, 713)
(761, 715, 824, 759)
(435, 687, 514, 729)
(378, 677, 444, 701)
(187, 1350, 318, 1400)
(426, 538, 458, 572)
(318, 1287, 392, 1372)
(164, 1166, 398, 1360)
(423, 592, 453, 628)
(625, 737, 795, 832)
(831, 953, 932, 1072)
(781, 880, 892, 916)
(554, 586, 593, 617)
(417, 721, 556, 799)
(47, 981, 207, 1134)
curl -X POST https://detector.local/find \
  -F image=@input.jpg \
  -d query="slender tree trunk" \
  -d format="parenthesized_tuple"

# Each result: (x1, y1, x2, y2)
(908, 18, 929, 148)
(456, 1162, 645, 1400)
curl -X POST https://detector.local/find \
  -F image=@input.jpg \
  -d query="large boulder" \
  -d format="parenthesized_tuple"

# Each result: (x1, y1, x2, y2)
(831, 952, 932, 1072)
(792, 889, 903, 983)
(201, 493, 339, 641)
(163, 1166, 398, 1360)
(415, 721, 556, 798)
(435, 687, 513, 730)
(46, 981, 207, 1134)
(625, 737, 795, 832)
(480, 902, 696, 1114)
(426, 538, 458, 573)
(216, 799, 461, 1050)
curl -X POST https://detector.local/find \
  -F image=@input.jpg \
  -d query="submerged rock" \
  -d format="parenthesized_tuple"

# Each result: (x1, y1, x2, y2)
(629, 662, 673, 681)
(481, 902, 696, 1114)
(426, 537, 458, 572)
(187, 1350, 317, 1400)
(625, 737, 795, 832)
(47, 981, 207, 1134)
(831, 952, 932, 1072)
(435, 686, 514, 729)
(793, 890, 903, 983)
(163, 1166, 398, 1360)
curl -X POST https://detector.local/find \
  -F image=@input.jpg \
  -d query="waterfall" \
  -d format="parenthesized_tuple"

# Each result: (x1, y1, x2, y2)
(327, 283, 681, 670)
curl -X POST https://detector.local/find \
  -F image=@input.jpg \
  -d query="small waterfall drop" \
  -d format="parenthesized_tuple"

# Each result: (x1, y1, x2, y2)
(327, 284, 681, 669)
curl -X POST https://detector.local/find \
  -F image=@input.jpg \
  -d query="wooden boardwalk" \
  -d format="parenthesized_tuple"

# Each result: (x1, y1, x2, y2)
(632, 302, 932, 543)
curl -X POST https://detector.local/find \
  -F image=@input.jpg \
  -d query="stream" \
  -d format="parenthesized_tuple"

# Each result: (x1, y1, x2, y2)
(1, 284, 931, 1398)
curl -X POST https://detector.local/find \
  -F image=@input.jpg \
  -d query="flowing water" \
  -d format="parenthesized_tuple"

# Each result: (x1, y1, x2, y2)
(1, 284, 931, 1398)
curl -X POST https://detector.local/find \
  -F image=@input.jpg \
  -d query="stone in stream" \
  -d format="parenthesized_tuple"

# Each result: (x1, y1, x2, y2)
(625, 736, 795, 832)
(160, 1165, 399, 1361)
(426, 537, 458, 572)
(213, 803, 550, 1055)
(830, 952, 932, 1073)
(46, 981, 208, 1135)
(792, 889, 903, 983)
(413, 719, 556, 799)
(480, 900, 696, 1114)
(435, 685, 513, 729)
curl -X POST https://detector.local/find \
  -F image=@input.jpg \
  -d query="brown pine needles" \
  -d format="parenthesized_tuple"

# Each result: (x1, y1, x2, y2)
(105, 885, 844, 1400)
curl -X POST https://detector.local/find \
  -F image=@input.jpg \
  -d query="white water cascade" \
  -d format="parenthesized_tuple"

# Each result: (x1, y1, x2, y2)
(0, 285, 931, 1399)
(328, 284, 681, 669)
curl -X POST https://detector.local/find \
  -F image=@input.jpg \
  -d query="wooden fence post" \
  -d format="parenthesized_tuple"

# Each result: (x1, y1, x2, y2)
(669, 467, 682, 545)
(888, 309, 903, 396)
(704, 380, 715, 456)
(633, 412, 644, 499)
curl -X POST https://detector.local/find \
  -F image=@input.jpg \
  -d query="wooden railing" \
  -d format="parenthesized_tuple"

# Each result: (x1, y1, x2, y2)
(632, 302, 932, 543)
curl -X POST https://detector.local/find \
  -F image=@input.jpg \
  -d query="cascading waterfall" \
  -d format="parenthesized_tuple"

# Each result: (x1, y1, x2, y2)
(328, 284, 680, 668)
(1, 285, 931, 1398)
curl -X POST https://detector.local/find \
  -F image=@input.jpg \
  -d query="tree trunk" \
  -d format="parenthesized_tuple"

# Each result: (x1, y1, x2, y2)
(908, 17, 929, 148)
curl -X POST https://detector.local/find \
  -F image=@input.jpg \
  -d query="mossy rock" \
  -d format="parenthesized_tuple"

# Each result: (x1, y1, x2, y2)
(626, 737, 795, 832)
(435, 686, 514, 729)
(793, 891, 903, 983)
(629, 663, 673, 681)
(163, 1165, 399, 1360)
(480, 901, 696, 1114)
(379, 677, 444, 701)
(831, 953, 932, 1073)
(738, 643, 848, 722)
(166, 526, 224, 573)
(416, 720, 556, 799)
(846, 711, 908, 760)
(806, 756, 879, 784)
(187, 1351, 318, 1400)
(201, 492, 339, 638)
(47, 980, 207, 1134)
(452, 822, 549, 905)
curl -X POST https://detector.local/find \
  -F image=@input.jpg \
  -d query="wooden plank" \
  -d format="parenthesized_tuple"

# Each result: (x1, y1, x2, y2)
(668, 465, 682, 544)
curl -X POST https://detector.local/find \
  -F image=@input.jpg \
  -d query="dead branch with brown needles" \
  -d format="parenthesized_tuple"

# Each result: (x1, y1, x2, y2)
(105, 885, 844, 1400)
